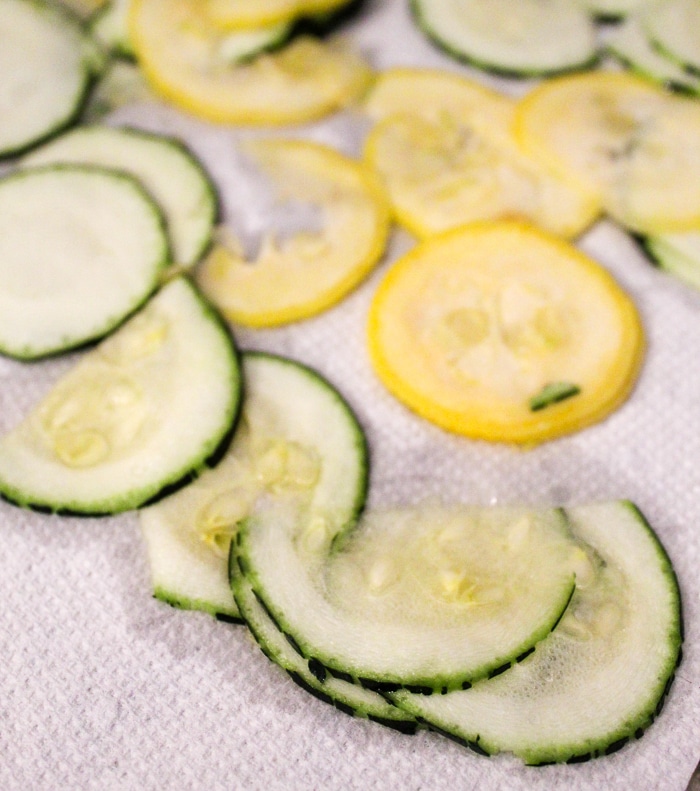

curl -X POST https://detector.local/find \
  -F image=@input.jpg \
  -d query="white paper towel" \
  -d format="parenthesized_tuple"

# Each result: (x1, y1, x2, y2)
(2, 1, 700, 789)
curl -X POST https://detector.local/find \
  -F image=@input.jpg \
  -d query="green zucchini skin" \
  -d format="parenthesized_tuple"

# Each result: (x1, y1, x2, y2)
(409, 0, 600, 79)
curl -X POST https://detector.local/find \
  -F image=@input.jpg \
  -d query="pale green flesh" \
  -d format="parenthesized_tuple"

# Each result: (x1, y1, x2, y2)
(0, 277, 241, 515)
(0, 165, 169, 359)
(577, 0, 654, 17)
(22, 125, 218, 268)
(645, 232, 700, 290)
(607, 16, 700, 95)
(232, 569, 416, 729)
(412, 0, 598, 76)
(140, 351, 368, 619)
(641, 0, 700, 73)
(90, 0, 133, 57)
(389, 501, 682, 765)
(239, 503, 578, 691)
(0, 0, 95, 157)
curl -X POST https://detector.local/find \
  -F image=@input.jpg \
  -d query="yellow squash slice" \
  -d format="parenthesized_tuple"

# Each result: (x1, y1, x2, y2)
(129, 0, 372, 125)
(196, 139, 390, 327)
(362, 68, 599, 240)
(367, 221, 644, 445)
(514, 71, 700, 234)
(206, 0, 351, 31)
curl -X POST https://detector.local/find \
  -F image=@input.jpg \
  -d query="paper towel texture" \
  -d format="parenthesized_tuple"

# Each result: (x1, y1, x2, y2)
(2, 1, 700, 789)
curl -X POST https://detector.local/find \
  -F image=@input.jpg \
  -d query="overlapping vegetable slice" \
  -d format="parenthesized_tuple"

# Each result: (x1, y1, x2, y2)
(129, 0, 372, 125)
(363, 68, 598, 239)
(197, 139, 390, 327)
(206, 0, 351, 30)
(367, 221, 644, 445)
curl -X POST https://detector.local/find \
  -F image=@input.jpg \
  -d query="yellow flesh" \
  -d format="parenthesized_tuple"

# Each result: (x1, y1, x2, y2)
(196, 139, 390, 327)
(367, 221, 644, 445)
(363, 68, 598, 239)
(514, 71, 700, 234)
(129, 0, 373, 125)
(206, 0, 350, 30)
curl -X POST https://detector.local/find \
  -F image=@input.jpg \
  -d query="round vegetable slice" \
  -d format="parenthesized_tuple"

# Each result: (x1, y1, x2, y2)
(0, 0, 97, 157)
(140, 351, 368, 619)
(129, 0, 373, 125)
(22, 125, 217, 269)
(514, 71, 700, 233)
(363, 70, 598, 240)
(390, 501, 683, 765)
(234, 501, 579, 692)
(196, 139, 390, 327)
(367, 221, 644, 445)
(0, 277, 241, 515)
(641, 0, 700, 74)
(206, 0, 351, 31)
(411, 0, 598, 77)
(0, 165, 169, 360)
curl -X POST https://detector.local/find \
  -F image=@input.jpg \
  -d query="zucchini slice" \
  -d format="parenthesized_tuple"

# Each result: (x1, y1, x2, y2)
(232, 571, 417, 732)
(196, 139, 390, 327)
(514, 71, 700, 233)
(90, 0, 133, 58)
(642, 231, 700, 291)
(205, 0, 351, 31)
(641, 0, 700, 74)
(140, 351, 368, 619)
(0, 277, 241, 515)
(411, 0, 598, 77)
(0, 0, 97, 158)
(0, 165, 169, 360)
(607, 16, 700, 96)
(22, 125, 217, 269)
(362, 69, 598, 240)
(389, 501, 683, 765)
(576, 0, 650, 19)
(129, 0, 373, 125)
(367, 221, 644, 445)
(234, 502, 579, 692)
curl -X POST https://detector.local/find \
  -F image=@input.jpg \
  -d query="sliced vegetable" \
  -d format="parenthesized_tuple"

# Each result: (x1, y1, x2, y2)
(642, 231, 700, 291)
(367, 221, 644, 445)
(206, 0, 351, 31)
(197, 139, 390, 327)
(411, 0, 598, 77)
(0, 0, 98, 157)
(390, 501, 683, 765)
(0, 165, 169, 359)
(514, 71, 700, 233)
(363, 69, 598, 240)
(140, 351, 368, 619)
(576, 0, 652, 19)
(91, 0, 133, 58)
(22, 125, 217, 268)
(0, 277, 241, 515)
(130, 0, 373, 125)
(641, 0, 700, 74)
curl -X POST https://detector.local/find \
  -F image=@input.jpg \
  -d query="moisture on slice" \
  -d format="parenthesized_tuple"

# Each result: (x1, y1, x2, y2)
(0, 165, 169, 360)
(234, 501, 580, 692)
(22, 125, 218, 269)
(390, 501, 683, 765)
(0, 0, 99, 157)
(140, 351, 368, 619)
(0, 277, 242, 515)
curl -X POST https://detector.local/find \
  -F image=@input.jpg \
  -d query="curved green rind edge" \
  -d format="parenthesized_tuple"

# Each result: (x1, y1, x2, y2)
(233, 506, 577, 693)
(0, 163, 172, 361)
(0, 277, 243, 516)
(388, 501, 684, 765)
(634, 233, 700, 291)
(0, 0, 104, 159)
(408, 0, 600, 80)
(153, 586, 244, 624)
(230, 560, 416, 731)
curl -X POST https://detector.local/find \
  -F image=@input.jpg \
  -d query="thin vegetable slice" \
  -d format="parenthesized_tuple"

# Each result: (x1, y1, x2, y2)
(0, 165, 169, 360)
(22, 125, 217, 269)
(390, 501, 683, 765)
(130, 0, 372, 125)
(363, 69, 598, 240)
(367, 221, 644, 445)
(206, 0, 350, 31)
(140, 351, 368, 619)
(0, 277, 241, 515)
(197, 139, 390, 327)
(514, 71, 700, 233)
(234, 501, 578, 692)
(411, 0, 598, 77)
(641, 0, 700, 74)
(576, 0, 652, 18)
(642, 231, 700, 291)
(0, 0, 98, 157)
